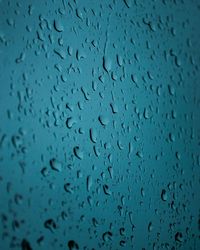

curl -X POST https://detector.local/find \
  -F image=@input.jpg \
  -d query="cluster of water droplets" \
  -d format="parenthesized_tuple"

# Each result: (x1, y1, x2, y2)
(0, 0, 200, 249)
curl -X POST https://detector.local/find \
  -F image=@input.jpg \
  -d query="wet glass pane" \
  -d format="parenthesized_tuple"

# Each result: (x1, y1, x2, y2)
(0, 0, 200, 249)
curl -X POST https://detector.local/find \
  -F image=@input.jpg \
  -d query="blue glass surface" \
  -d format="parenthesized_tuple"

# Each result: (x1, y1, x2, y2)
(0, 0, 200, 249)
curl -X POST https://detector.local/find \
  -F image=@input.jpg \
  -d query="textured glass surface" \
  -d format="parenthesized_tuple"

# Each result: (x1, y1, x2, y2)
(0, 0, 200, 249)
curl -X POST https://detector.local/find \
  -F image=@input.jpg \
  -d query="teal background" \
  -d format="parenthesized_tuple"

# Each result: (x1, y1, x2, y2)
(0, 0, 200, 249)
